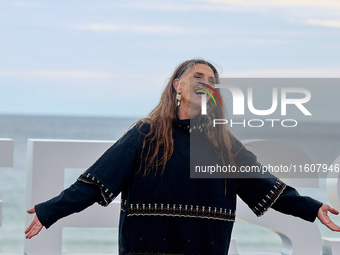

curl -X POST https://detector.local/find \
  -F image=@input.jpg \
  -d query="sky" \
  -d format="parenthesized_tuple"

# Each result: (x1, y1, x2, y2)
(0, 0, 339, 118)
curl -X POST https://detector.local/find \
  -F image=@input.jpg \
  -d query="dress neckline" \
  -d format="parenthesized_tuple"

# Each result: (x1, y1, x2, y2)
(175, 112, 207, 134)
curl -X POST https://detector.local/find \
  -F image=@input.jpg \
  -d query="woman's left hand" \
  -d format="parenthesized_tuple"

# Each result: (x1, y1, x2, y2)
(317, 203, 340, 232)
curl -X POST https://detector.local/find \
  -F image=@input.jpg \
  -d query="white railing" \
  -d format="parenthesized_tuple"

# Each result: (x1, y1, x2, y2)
(0, 139, 14, 227)
(0, 139, 14, 254)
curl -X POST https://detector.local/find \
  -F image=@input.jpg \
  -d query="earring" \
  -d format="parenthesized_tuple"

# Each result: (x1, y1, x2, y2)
(176, 93, 182, 107)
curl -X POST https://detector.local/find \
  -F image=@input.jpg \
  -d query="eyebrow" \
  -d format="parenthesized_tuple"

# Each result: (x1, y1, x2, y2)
(194, 72, 215, 79)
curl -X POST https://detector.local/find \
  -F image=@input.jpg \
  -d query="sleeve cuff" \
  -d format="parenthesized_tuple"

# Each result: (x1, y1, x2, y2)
(35, 201, 57, 229)
(251, 179, 286, 217)
(271, 185, 323, 222)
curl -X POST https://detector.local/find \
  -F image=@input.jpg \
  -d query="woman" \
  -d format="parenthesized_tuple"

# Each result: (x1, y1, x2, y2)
(25, 59, 340, 254)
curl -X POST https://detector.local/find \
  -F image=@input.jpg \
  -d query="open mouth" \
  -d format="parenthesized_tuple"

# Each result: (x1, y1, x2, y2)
(194, 87, 208, 96)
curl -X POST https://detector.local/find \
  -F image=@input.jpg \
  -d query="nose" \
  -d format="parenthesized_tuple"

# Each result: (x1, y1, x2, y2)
(197, 81, 213, 91)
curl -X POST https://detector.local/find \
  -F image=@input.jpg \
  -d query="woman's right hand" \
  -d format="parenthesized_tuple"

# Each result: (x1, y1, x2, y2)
(25, 208, 43, 239)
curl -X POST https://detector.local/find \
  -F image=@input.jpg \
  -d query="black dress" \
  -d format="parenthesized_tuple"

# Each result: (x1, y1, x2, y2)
(35, 116, 322, 255)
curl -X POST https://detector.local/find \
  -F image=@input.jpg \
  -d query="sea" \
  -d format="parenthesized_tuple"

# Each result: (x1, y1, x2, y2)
(0, 114, 340, 254)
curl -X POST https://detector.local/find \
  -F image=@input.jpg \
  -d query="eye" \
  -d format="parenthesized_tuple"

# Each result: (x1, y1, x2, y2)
(209, 78, 216, 86)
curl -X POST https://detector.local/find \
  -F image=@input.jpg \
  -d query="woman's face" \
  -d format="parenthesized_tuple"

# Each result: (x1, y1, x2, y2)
(173, 63, 216, 117)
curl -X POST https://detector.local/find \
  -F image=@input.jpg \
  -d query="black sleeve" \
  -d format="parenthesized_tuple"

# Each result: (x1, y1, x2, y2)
(77, 124, 146, 206)
(235, 144, 288, 217)
(234, 139, 323, 222)
(237, 173, 287, 217)
(34, 180, 102, 229)
(237, 163, 323, 221)
(271, 185, 323, 222)
(237, 161, 322, 221)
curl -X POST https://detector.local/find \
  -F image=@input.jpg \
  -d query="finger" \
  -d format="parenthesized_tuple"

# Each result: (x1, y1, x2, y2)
(25, 209, 37, 234)
(26, 227, 33, 239)
(326, 221, 340, 232)
(27, 224, 43, 239)
(25, 215, 40, 234)
(26, 227, 37, 239)
(26, 230, 36, 239)
(329, 207, 339, 215)
(25, 218, 43, 239)
(27, 208, 35, 214)
(25, 220, 36, 234)
(26, 230, 33, 239)
(24, 227, 30, 235)
(28, 228, 37, 239)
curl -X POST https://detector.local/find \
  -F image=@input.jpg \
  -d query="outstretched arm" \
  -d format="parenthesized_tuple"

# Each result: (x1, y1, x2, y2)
(25, 180, 102, 239)
(272, 185, 340, 231)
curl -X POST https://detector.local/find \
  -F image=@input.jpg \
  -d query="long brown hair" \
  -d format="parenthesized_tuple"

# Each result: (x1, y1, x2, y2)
(127, 59, 240, 191)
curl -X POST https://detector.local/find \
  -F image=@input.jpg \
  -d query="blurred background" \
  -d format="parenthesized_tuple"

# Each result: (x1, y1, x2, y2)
(0, 0, 339, 253)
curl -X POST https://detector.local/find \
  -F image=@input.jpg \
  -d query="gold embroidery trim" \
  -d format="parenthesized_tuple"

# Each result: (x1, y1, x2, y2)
(121, 199, 235, 222)
(252, 179, 286, 217)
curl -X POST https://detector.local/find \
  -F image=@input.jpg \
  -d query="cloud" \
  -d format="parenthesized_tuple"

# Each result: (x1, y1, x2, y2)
(73, 24, 293, 40)
(113, 0, 340, 11)
(225, 39, 290, 45)
(203, 0, 340, 29)
(83, 24, 124, 31)
(106, 1, 232, 12)
(0, 69, 112, 79)
(105, 0, 340, 32)
(74, 24, 187, 34)
(12, 1, 38, 8)
(208, 0, 340, 9)
(303, 19, 340, 28)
